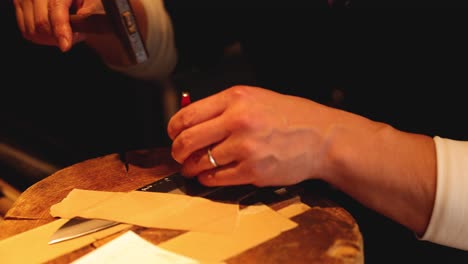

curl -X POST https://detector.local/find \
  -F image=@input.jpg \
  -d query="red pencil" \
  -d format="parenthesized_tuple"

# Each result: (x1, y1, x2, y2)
(180, 91, 191, 108)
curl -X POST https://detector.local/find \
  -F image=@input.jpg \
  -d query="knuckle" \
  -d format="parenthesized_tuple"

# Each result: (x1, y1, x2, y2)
(232, 113, 254, 130)
(180, 107, 197, 128)
(175, 131, 195, 153)
(228, 100, 259, 130)
(225, 87, 260, 131)
(238, 140, 256, 158)
(227, 85, 251, 101)
(35, 18, 51, 34)
(168, 108, 197, 139)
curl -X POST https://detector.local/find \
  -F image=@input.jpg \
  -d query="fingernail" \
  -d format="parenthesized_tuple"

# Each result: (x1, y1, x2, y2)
(58, 36, 69, 52)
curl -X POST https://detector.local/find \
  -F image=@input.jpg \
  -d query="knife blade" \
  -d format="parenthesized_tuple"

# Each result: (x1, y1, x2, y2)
(48, 218, 120, 245)
(48, 172, 220, 245)
(48, 171, 288, 245)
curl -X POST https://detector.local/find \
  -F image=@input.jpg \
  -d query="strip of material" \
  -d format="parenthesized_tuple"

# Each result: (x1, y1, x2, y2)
(158, 203, 310, 263)
(50, 189, 240, 233)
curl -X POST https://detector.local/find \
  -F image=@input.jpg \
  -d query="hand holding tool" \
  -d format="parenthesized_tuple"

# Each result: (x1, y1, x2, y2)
(69, 0, 148, 64)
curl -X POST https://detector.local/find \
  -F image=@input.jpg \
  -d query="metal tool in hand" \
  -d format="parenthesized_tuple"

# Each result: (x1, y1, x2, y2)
(70, 0, 148, 64)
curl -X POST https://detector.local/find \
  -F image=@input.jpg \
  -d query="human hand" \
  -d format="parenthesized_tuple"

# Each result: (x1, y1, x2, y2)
(168, 85, 340, 187)
(13, 0, 104, 51)
(169, 85, 439, 238)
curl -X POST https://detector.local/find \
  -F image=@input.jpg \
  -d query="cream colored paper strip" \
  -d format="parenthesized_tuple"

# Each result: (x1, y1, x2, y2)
(1, 198, 309, 264)
(277, 201, 311, 218)
(50, 189, 240, 233)
(158, 203, 308, 263)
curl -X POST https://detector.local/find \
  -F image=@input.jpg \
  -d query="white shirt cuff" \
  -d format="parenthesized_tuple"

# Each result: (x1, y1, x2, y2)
(420, 136, 468, 251)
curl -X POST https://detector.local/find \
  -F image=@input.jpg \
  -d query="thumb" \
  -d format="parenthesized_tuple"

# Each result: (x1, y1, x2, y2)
(49, 0, 74, 52)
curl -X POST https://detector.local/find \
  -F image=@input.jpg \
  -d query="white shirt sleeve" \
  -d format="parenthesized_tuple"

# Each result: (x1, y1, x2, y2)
(419, 136, 468, 251)
(106, 0, 177, 81)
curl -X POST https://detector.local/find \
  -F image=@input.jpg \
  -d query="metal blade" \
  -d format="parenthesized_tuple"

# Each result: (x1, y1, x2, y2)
(48, 218, 119, 245)
(47, 172, 282, 245)
(48, 172, 216, 245)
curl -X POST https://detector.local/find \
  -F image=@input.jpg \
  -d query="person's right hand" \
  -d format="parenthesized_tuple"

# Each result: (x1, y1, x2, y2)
(13, 0, 104, 52)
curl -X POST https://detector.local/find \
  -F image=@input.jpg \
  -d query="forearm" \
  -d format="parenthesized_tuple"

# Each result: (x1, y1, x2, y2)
(322, 112, 437, 235)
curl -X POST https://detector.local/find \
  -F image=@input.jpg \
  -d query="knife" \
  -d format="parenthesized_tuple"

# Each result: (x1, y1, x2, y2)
(48, 170, 290, 245)
(48, 172, 222, 245)
(48, 175, 215, 244)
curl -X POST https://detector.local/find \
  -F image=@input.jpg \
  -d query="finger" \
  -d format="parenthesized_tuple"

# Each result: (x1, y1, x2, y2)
(21, 0, 35, 35)
(197, 163, 251, 187)
(171, 114, 230, 163)
(167, 91, 229, 140)
(16, 1, 58, 47)
(182, 139, 238, 177)
(180, 148, 208, 178)
(34, 0, 52, 35)
(14, 1, 26, 35)
(49, 0, 73, 52)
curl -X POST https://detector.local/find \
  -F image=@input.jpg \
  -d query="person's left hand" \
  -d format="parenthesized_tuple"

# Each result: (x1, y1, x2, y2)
(167, 85, 337, 187)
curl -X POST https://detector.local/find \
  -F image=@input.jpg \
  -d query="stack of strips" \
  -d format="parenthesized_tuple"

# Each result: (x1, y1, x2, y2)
(0, 188, 309, 263)
(50, 189, 241, 233)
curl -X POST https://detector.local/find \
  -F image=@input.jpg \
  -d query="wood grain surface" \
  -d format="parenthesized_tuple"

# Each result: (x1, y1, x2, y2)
(1, 147, 363, 264)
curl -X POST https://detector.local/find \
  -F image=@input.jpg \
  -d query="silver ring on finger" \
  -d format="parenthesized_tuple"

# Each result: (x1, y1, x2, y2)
(207, 147, 219, 168)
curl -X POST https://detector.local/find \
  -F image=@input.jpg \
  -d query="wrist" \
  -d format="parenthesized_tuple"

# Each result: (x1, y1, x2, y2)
(323, 113, 436, 234)
(317, 110, 383, 185)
